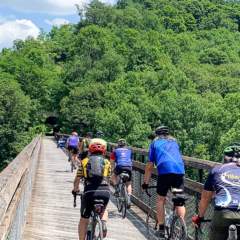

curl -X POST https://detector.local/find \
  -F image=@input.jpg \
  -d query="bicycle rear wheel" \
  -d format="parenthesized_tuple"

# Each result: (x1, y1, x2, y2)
(93, 216, 103, 240)
(169, 216, 187, 240)
(121, 184, 127, 219)
(86, 230, 92, 240)
(116, 184, 122, 212)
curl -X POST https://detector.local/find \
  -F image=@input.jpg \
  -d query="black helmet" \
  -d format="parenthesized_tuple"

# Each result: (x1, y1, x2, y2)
(96, 130, 104, 138)
(155, 126, 169, 136)
(118, 138, 127, 147)
(224, 142, 240, 158)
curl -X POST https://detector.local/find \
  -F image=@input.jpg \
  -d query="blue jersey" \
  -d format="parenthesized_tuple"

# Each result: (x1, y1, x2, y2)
(149, 138, 185, 175)
(112, 148, 132, 167)
(204, 163, 240, 210)
(68, 136, 79, 147)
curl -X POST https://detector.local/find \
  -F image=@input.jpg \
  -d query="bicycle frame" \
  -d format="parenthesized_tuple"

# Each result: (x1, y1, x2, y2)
(115, 173, 129, 218)
(144, 186, 188, 240)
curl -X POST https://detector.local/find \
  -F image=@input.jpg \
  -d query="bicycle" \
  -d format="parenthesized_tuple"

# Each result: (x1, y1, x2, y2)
(115, 171, 130, 219)
(145, 186, 188, 240)
(73, 192, 105, 240)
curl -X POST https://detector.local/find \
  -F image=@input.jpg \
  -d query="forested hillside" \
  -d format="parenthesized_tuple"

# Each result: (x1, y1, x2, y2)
(0, 0, 240, 169)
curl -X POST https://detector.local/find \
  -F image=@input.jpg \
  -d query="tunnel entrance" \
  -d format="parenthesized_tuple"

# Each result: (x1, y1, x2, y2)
(45, 116, 60, 136)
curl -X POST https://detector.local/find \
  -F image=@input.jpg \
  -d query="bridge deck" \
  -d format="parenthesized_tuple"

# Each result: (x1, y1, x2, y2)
(23, 137, 148, 240)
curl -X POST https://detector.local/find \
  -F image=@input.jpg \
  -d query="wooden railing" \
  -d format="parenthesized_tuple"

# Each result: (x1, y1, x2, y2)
(0, 136, 41, 240)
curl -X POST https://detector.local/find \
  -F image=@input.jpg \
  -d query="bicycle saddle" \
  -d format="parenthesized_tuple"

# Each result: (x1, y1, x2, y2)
(93, 199, 105, 205)
(120, 172, 130, 182)
(171, 188, 184, 194)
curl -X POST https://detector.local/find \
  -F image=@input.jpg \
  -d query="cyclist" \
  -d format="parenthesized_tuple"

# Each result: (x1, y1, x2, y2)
(192, 142, 240, 240)
(67, 131, 80, 166)
(72, 138, 111, 240)
(142, 126, 185, 238)
(110, 138, 132, 208)
(79, 132, 92, 160)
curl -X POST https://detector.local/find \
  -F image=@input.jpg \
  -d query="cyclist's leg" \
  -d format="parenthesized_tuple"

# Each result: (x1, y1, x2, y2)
(112, 167, 120, 195)
(79, 192, 92, 240)
(156, 174, 170, 225)
(93, 188, 110, 238)
(171, 174, 185, 218)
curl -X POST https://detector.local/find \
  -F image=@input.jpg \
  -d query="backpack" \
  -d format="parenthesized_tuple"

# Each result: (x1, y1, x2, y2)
(86, 155, 106, 179)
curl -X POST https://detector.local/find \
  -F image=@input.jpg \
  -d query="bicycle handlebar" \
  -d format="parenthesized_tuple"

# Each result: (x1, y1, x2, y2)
(144, 186, 157, 197)
(72, 191, 81, 208)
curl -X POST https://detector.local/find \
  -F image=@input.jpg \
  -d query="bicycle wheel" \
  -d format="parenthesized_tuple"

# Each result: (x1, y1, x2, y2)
(71, 161, 74, 172)
(93, 216, 103, 240)
(169, 216, 188, 240)
(121, 184, 127, 219)
(116, 184, 122, 213)
(86, 230, 92, 240)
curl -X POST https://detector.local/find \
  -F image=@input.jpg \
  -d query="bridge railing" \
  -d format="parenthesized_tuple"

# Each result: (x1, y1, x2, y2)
(0, 136, 41, 240)
(56, 133, 219, 239)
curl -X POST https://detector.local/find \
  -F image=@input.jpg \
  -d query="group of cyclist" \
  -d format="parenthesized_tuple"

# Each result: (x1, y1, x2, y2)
(66, 126, 240, 240)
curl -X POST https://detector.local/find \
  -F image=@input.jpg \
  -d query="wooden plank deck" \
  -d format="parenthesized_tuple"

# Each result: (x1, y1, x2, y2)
(23, 137, 148, 240)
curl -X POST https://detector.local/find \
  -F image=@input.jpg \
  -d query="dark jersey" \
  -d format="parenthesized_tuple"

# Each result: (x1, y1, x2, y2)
(204, 163, 240, 210)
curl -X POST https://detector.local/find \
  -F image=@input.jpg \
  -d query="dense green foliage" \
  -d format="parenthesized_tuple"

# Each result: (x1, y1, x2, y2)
(0, 0, 240, 168)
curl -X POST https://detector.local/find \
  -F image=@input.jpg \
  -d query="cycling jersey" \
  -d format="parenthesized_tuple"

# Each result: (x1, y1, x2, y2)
(149, 138, 185, 175)
(110, 147, 132, 167)
(68, 136, 79, 147)
(204, 163, 240, 210)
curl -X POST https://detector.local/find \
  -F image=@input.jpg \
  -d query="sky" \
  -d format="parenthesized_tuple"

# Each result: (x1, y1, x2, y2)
(0, 0, 117, 50)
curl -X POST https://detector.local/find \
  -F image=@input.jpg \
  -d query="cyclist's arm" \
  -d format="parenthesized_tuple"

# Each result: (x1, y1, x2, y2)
(198, 190, 214, 217)
(143, 143, 155, 184)
(143, 162, 154, 184)
(79, 140, 84, 152)
(198, 171, 215, 217)
(73, 166, 83, 192)
(110, 151, 116, 170)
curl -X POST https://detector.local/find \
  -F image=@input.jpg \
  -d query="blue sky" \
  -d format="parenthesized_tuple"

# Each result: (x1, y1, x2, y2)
(0, 0, 117, 49)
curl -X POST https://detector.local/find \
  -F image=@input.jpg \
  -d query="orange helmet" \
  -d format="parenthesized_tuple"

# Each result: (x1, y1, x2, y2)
(89, 138, 107, 154)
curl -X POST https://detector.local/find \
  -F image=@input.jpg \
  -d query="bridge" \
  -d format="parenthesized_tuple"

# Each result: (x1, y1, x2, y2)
(0, 135, 218, 240)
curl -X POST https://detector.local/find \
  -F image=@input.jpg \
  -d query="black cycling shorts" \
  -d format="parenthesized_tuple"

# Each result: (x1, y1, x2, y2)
(114, 166, 132, 181)
(68, 145, 78, 154)
(81, 185, 110, 218)
(157, 174, 184, 197)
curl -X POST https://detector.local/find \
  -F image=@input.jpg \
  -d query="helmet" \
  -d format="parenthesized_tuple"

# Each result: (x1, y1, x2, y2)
(118, 138, 127, 147)
(72, 131, 78, 136)
(86, 132, 93, 138)
(89, 139, 107, 154)
(224, 143, 240, 158)
(96, 130, 104, 138)
(155, 126, 169, 135)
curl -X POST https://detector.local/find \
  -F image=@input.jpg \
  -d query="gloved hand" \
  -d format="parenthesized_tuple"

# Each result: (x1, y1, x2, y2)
(72, 190, 79, 196)
(72, 190, 76, 196)
(141, 183, 149, 190)
(192, 215, 203, 228)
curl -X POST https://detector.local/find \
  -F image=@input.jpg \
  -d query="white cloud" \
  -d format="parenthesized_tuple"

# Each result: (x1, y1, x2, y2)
(0, 0, 117, 16)
(0, 19, 40, 49)
(45, 18, 70, 27)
